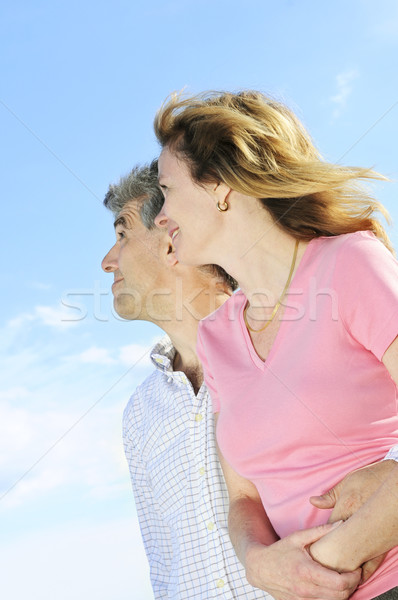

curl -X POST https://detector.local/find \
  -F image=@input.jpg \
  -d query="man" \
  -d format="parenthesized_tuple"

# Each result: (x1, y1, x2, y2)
(101, 162, 397, 600)
(101, 161, 269, 599)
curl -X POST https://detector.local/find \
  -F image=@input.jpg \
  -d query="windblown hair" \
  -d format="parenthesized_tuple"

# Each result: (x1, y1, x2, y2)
(103, 161, 238, 291)
(154, 90, 393, 252)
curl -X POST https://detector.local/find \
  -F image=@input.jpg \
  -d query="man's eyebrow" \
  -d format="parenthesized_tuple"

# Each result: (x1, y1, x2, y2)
(113, 215, 129, 229)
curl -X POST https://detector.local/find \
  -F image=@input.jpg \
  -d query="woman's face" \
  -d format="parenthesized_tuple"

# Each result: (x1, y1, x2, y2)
(156, 146, 222, 266)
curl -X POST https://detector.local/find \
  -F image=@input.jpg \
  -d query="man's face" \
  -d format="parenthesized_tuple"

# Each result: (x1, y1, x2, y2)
(101, 201, 167, 321)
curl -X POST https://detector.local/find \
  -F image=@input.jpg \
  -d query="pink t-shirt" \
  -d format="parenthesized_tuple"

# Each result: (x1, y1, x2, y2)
(197, 232, 398, 599)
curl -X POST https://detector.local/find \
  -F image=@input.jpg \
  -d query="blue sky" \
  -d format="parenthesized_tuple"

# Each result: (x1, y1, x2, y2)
(1, 1, 397, 598)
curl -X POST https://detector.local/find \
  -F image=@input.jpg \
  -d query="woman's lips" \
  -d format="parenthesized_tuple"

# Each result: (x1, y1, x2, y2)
(171, 228, 180, 242)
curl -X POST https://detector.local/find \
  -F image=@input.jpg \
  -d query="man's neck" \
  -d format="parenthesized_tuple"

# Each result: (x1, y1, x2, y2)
(159, 289, 231, 392)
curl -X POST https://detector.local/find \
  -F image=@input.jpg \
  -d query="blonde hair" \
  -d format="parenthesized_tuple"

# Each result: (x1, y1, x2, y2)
(154, 90, 393, 252)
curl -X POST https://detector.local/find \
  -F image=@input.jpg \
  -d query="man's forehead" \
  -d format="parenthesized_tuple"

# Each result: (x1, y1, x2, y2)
(113, 203, 141, 229)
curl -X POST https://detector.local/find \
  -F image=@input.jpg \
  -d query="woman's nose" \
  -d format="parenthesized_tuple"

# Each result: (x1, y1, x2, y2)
(154, 207, 169, 229)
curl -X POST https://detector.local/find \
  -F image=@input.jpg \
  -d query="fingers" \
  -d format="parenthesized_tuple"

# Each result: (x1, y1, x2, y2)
(292, 521, 344, 547)
(309, 491, 337, 509)
(310, 567, 361, 599)
(285, 567, 361, 600)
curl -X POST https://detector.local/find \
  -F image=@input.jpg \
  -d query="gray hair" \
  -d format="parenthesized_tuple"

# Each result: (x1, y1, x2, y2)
(103, 159, 163, 229)
(103, 160, 238, 292)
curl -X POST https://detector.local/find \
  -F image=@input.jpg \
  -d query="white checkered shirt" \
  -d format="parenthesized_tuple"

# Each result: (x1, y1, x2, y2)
(123, 336, 271, 599)
(384, 444, 398, 462)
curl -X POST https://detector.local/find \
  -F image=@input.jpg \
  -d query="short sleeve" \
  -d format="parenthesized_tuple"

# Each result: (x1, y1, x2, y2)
(197, 323, 221, 413)
(334, 232, 398, 360)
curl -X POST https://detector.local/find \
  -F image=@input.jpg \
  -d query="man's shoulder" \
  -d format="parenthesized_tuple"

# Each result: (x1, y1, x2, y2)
(123, 368, 166, 421)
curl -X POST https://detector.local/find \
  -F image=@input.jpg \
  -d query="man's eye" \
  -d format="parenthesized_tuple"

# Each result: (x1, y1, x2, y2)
(117, 231, 125, 240)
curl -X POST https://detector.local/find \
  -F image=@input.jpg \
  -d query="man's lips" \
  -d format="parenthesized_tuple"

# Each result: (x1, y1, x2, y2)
(112, 277, 124, 291)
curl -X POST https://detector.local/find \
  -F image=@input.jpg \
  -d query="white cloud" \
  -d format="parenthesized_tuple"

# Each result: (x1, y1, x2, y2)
(0, 517, 153, 600)
(6, 303, 81, 330)
(7, 312, 35, 329)
(330, 69, 359, 118)
(119, 343, 153, 368)
(0, 386, 31, 401)
(35, 304, 80, 328)
(77, 345, 116, 365)
(0, 400, 128, 509)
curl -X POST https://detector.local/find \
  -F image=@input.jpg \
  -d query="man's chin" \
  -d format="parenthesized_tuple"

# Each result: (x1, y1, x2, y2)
(113, 297, 141, 321)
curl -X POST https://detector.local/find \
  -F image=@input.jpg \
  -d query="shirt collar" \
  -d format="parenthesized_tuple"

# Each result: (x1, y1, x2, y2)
(150, 335, 176, 374)
(150, 335, 207, 395)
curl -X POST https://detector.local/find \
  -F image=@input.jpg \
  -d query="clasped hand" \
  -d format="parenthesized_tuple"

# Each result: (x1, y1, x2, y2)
(245, 522, 360, 600)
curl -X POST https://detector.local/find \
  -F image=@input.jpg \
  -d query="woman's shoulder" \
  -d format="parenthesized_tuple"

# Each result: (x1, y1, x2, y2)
(314, 231, 395, 269)
(319, 230, 388, 249)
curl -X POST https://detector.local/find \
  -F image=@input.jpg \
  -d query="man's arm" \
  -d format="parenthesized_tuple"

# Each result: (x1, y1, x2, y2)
(123, 401, 172, 598)
(217, 436, 361, 600)
(309, 336, 398, 574)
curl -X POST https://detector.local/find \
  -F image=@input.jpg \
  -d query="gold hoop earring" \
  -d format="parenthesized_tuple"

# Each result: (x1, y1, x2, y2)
(217, 200, 229, 212)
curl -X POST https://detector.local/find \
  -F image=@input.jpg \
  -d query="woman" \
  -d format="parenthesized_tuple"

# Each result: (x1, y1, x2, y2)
(153, 91, 398, 600)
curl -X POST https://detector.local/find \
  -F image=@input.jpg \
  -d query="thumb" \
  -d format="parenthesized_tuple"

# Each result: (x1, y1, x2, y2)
(294, 520, 344, 547)
(309, 486, 338, 509)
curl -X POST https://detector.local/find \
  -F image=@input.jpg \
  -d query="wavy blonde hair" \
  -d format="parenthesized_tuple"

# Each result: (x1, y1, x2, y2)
(154, 90, 393, 252)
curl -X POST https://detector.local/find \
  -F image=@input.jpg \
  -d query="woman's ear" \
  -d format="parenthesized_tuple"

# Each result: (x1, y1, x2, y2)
(214, 182, 232, 204)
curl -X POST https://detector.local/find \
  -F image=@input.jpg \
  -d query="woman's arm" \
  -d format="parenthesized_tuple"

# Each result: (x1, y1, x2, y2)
(309, 462, 398, 572)
(216, 429, 361, 600)
(310, 336, 398, 572)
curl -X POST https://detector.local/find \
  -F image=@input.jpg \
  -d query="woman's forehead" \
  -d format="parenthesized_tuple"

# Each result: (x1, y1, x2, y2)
(158, 147, 190, 180)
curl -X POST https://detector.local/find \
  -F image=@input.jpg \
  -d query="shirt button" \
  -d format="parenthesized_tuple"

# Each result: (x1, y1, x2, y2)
(195, 414, 203, 422)
(216, 579, 225, 588)
(199, 467, 205, 476)
(207, 521, 215, 531)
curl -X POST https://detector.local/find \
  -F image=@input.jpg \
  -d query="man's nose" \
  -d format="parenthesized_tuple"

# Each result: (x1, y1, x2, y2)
(101, 244, 118, 272)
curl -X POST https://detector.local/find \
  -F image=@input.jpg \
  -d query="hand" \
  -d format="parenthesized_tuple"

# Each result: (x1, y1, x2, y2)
(244, 522, 361, 600)
(309, 460, 396, 522)
(309, 460, 395, 579)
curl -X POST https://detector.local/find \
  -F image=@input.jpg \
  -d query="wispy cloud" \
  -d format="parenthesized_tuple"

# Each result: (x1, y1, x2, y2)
(0, 517, 153, 600)
(330, 69, 359, 119)
(65, 341, 156, 367)
(0, 400, 129, 508)
(35, 304, 81, 328)
(119, 343, 153, 368)
(77, 346, 116, 365)
(0, 386, 32, 401)
(7, 303, 81, 330)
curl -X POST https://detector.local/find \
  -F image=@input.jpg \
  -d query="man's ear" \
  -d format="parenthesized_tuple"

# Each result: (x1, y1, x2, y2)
(165, 242, 178, 266)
